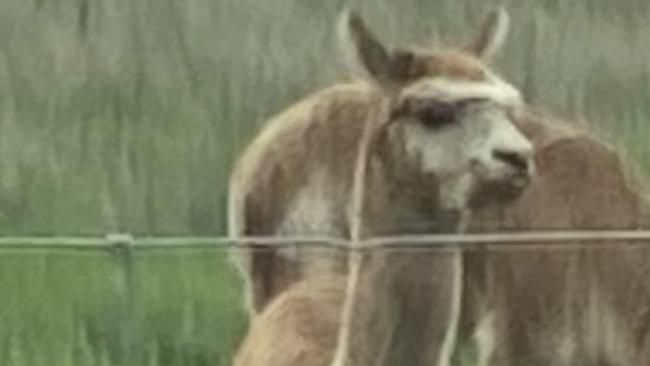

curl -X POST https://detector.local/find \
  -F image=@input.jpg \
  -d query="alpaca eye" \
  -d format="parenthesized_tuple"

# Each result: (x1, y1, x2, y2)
(419, 102, 457, 129)
(418, 97, 489, 129)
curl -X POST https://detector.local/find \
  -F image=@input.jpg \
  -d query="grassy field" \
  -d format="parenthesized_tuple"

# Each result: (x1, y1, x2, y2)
(0, 247, 247, 366)
(1, 0, 650, 365)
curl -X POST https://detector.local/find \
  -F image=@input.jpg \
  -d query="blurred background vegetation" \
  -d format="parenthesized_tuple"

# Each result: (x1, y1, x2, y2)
(1, 0, 650, 365)
(1, 0, 650, 236)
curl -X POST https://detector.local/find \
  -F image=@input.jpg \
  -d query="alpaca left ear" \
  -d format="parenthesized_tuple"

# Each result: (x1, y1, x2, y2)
(466, 6, 510, 60)
(338, 9, 392, 84)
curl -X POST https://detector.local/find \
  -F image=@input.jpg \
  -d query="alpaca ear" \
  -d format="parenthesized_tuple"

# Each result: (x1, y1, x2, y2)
(466, 6, 510, 60)
(338, 9, 395, 86)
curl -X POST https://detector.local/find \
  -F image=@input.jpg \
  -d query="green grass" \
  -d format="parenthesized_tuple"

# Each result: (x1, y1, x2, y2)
(1, 0, 650, 365)
(0, 247, 247, 366)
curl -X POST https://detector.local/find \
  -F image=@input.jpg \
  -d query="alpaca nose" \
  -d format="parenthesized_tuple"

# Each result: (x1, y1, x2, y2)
(492, 148, 531, 173)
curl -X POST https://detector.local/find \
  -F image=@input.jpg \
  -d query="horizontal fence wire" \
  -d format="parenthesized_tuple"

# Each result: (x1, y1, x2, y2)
(0, 231, 650, 251)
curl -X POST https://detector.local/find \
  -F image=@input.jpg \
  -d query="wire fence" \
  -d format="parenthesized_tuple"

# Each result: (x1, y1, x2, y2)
(2, 231, 650, 365)
(1, 231, 650, 251)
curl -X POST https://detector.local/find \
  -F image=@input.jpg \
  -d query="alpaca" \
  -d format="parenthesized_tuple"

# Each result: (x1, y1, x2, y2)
(230, 7, 534, 366)
(460, 109, 650, 366)
(231, 108, 650, 366)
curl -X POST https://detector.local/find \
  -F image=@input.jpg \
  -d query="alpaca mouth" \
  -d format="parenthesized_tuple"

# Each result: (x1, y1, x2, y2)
(506, 171, 532, 190)
(467, 173, 531, 209)
(470, 158, 534, 188)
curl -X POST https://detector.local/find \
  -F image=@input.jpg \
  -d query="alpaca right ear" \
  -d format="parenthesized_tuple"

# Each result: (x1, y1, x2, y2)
(338, 9, 395, 87)
(466, 6, 511, 60)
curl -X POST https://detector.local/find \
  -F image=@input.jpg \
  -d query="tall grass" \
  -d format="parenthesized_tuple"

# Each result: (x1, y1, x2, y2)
(1, 0, 650, 365)
(0, 247, 247, 366)
(0, 0, 649, 236)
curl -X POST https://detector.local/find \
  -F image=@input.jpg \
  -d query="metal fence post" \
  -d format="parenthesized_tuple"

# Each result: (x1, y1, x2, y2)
(107, 233, 136, 363)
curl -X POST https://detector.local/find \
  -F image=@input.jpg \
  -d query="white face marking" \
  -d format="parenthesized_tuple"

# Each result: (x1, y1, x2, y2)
(401, 73, 523, 107)
(397, 75, 533, 209)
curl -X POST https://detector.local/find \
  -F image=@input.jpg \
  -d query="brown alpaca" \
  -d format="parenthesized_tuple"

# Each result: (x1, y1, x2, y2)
(231, 110, 650, 366)
(461, 110, 650, 366)
(228, 5, 529, 315)
(231, 7, 534, 366)
(232, 274, 350, 366)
